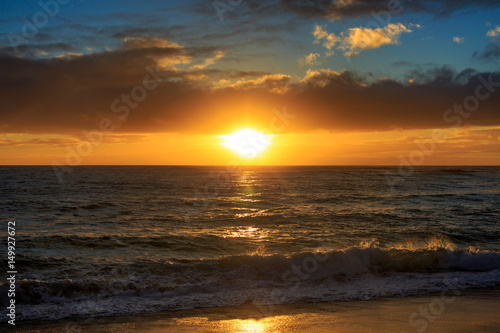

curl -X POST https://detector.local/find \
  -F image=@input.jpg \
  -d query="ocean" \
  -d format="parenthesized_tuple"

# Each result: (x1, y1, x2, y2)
(1, 166, 499, 322)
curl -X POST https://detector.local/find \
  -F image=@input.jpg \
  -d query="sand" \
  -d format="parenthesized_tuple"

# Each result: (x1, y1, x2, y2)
(10, 287, 500, 333)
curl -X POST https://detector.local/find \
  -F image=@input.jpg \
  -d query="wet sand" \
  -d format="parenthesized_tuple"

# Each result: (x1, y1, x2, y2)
(11, 287, 500, 333)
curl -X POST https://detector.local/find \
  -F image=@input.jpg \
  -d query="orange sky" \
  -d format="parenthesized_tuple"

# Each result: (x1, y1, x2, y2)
(2, 2, 500, 166)
(1, 126, 499, 165)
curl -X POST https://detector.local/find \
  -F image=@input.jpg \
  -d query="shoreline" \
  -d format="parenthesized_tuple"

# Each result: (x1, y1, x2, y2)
(11, 286, 500, 332)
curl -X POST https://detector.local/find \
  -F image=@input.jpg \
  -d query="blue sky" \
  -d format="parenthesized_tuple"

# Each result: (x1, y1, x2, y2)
(1, 0, 499, 80)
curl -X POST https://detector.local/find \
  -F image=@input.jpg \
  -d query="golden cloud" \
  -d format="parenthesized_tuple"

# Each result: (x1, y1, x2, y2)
(313, 23, 412, 57)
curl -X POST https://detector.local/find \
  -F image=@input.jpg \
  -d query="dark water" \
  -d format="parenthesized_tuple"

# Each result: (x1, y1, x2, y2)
(1, 166, 499, 321)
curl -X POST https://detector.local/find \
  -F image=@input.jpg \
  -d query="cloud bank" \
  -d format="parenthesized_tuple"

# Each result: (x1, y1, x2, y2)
(1, 39, 499, 135)
(280, 0, 500, 20)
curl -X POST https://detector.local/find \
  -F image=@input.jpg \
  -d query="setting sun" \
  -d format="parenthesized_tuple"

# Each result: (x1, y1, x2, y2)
(221, 129, 272, 158)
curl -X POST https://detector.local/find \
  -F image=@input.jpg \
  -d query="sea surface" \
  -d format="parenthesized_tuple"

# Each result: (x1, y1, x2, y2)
(1, 166, 499, 322)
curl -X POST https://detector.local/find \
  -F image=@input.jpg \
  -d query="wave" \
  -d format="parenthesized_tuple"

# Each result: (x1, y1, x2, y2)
(1, 245, 499, 322)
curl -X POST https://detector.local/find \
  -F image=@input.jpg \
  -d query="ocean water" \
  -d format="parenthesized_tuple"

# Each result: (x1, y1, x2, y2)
(1, 166, 499, 322)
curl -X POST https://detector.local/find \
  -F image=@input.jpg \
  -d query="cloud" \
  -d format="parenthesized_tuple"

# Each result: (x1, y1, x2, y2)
(0, 45, 499, 135)
(289, 67, 500, 132)
(342, 23, 412, 56)
(453, 127, 500, 142)
(227, 74, 292, 94)
(299, 53, 321, 66)
(301, 69, 363, 87)
(190, 51, 225, 70)
(354, 127, 500, 161)
(0, 134, 149, 147)
(0, 138, 80, 148)
(475, 24, 500, 62)
(452, 36, 465, 44)
(101, 134, 150, 144)
(487, 26, 500, 37)
(313, 23, 412, 57)
(473, 43, 500, 62)
(121, 36, 193, 67)
(192, 0, 500, 22)
(280, 0, 500, 20)
(0, 42, 73, 57)
(123, 36, 182, 50)
(313, 25, 341, 50)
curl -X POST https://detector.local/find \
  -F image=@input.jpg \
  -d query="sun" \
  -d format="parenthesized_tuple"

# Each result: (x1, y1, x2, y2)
(221, 129, 272, 158)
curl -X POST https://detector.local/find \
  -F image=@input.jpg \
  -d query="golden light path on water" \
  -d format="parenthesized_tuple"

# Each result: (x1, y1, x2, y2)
(172, 316, 294, 332)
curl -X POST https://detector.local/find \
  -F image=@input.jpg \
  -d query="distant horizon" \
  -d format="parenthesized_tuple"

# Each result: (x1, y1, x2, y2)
(3, 164, 499, 167)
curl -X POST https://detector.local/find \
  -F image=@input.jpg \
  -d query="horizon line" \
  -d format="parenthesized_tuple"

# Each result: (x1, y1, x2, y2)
(2, 165, 499, 167)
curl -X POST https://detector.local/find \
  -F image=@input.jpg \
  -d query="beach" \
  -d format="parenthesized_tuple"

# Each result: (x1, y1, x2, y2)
(12, 287, 500, 333)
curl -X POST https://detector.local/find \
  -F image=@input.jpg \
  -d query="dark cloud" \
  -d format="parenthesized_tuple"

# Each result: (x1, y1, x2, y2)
(190, 18, 300, 46)
(0, 42, 73, 57)
(0, 137, 79, 148)
(111, 25, 187, 39)
(392, 60, 412, 67)
(279, 0, 500, 20)
(0, 134, 148, 147)
(198, 0, 500, 21)
(190, 69, 274, 80)
(473, 43, 500, 62)
(0, 47, 499, 136)
(290, 68, 500, 131)
(403, 65, 478, 85)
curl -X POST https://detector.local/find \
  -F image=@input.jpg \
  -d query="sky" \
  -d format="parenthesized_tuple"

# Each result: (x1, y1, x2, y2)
(0, 0, 499, 165)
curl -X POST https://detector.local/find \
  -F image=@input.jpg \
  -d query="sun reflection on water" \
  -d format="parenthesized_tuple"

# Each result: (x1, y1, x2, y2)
(220, 318, 282, 332)
(172, 314, 309, 332)
(225, 226, 268, 239)
(238, 171, 256, 185)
